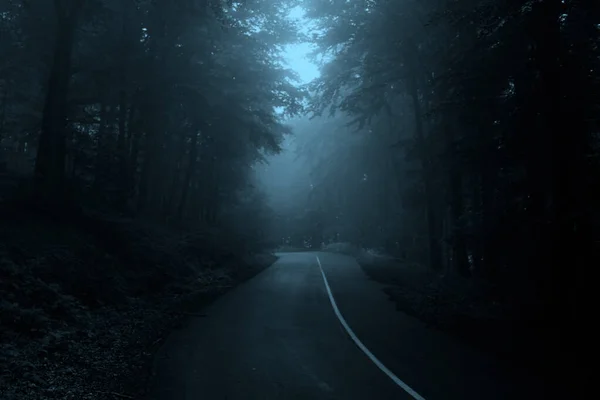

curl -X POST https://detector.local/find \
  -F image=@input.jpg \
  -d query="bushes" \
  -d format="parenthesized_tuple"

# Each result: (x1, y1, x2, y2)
(0, 258, 88, 340)
(357, 253, 555, 370)
(0, 204, 276, 399)
(321, 242, 359, 256)
(0, 211, 254, 343)
(321, 242, 393, 264)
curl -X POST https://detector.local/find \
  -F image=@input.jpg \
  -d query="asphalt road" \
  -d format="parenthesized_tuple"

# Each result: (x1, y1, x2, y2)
(148, 252, 548, 400)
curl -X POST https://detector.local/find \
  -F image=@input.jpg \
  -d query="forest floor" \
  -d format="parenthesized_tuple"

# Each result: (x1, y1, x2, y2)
(355, 252, 572, 388)
(0, 200, 277, 400)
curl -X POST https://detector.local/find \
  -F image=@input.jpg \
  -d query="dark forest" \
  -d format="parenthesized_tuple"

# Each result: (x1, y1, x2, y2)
(0, 1, 595, 399)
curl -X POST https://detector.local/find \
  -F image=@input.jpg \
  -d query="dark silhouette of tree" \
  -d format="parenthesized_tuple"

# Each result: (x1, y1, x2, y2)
(0, 0, 305, 224)
(291, 0, 597, 358)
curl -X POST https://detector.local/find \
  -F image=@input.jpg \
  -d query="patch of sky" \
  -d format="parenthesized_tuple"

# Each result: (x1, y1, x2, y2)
(282, 5, 321, 85)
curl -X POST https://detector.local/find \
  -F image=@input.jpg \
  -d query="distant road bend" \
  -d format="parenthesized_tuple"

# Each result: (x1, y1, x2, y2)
(149, 252, 545, 400)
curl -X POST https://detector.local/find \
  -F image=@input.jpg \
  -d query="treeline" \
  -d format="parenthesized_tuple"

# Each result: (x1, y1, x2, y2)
(0, 0, 303, 229)
(293, 0, 598, 322)
(0, 2, 302, 396)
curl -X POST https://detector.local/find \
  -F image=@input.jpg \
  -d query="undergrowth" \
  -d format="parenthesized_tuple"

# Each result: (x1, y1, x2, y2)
(0, 201, 276, 399)
(354, 248, 558, 374)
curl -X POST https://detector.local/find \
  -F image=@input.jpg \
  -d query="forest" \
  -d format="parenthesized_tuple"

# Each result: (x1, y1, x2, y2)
(1, 0, 596, 399)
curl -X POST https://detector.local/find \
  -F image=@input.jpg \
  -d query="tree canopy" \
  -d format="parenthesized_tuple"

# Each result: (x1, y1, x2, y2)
(0, 0, 306, 232)
(263, 0, 598, 322)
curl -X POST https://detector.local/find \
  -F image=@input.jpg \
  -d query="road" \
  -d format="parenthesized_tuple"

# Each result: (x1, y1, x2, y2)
(148, 252, 547, 400)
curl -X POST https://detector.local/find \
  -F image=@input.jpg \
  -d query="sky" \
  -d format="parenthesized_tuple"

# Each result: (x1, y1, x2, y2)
(282, 6, 320, 84)
(256, 6, 320, 190)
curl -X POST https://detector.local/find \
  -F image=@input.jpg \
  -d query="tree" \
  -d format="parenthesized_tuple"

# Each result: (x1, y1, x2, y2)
(300, 0, 598, 316)
(1, 0, 305, 232)
(34, 0, 86, 200)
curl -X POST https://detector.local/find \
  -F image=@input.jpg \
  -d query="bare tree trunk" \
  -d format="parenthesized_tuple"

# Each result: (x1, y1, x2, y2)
(34, 0, 84, 201)
(128, 107, 142, 209)
(480, 151, 496, 278)
(117, 0, 131, 209)
(92, 91, 109, 190)
(138, 2, 171, 215)
(469, 172, 484, 275)
(117, 0, 133, 184)
(125, 104, 135, 153)
(117, 92, 128, 210)
(176, 129, 199, 221)
(408, 71, 441, 270)
(165, 131, 186, 219)
(442, 118, 470, 277)
(0, 82, 7, 143)
(533, 2, 591, 365)
(449, 160, 469, 276)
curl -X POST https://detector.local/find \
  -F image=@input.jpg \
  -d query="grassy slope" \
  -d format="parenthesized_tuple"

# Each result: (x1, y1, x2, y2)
(0, 202, 277, 400)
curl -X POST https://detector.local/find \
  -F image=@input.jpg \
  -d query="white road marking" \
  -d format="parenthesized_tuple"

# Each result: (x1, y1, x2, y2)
(316, 255, 427, 400)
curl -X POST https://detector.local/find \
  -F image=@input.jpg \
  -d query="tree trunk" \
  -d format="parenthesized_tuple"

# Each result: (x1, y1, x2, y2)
(533, 2, 592, 378)
(117, 30, 130, 211)
(449, 161, 469, 277)
(137, 129, 150, 211)
(408, 71, 442, 270)
(128, 106, 141, 199)
(138, 2, 170, 215)
(529, 0, 564, 312)
(117, 92, 128, 210)
(480, 132, 497, 279)
(34, 0, 84, 201)
(165, 131, 187, 219)
(115, 3, 138, 214)
(125, 103, 135, 151)
(177, 130, 199, 221)
(469, 172, 484, 276)
(443, 118, 470, 277)
(92, 92, 109, 189)
(0, 82, 7, 143)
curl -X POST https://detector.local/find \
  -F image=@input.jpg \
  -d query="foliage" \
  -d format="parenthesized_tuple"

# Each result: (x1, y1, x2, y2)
(273, 1, 598, 367)
(0, 0, 306, 224)
(0, 0, 298, 397)
(0, 203, 277, 398)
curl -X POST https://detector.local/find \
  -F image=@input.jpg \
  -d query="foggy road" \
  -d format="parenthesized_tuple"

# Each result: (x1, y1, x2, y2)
(148, 252, 544, 400)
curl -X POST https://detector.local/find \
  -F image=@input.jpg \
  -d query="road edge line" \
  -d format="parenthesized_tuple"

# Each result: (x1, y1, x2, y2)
(316, 255, 426, 400)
